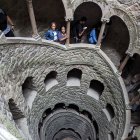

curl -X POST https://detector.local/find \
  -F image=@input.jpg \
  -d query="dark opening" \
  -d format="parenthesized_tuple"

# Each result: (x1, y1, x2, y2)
(81, 110, 92, 121)
(22, 77, 34, 91)
(87, 80, 104, 100)
(0, 0, 31, 37)
(122, 53, 140, 82)
(22, 77, 37, 109)
(92, 121, 99, 140)
(33, 0, 66, 37)
(44, 71, 58, 91)
(67, 68, 82, 86)
(42, 108, 52, 122)
(72, 2, 102, 43)
(108, 132, 114, 140)
(89, 80, 104, 94)
(44, 108, 52, 116)
(67, 68, 82, 79)
(74, 2, 102, 31)
(44, 71, 57, 83)
(8, 98, 24, 120)
(106, 104, 115, 119)
(102, 16, 130, 66)
(68, 104, 80, 112)
(54, 103, 65, 110)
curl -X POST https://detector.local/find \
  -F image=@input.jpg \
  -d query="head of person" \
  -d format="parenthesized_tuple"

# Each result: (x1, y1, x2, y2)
(60, 26, 66, 34)
(80, 17, 87, 25)
(50, 22, 57, 31)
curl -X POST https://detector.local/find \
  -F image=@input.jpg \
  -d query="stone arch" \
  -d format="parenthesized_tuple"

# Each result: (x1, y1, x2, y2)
(62, 0, 111, 21)
(102, 15, 130, 66)
(32, 0, 66, 37)
(72, 0, 104, 12)
(108, 132, 114, 140)
(0, 0, 31, 37)
(87, 80, 104, 101)
(103, 103, 115, 122)
(74, 1, 103, 30)
(66, 68, 82, 86)
(22, 77, 37, 109)
(44, 71, 58, 92)
(110, 7, 139, 55)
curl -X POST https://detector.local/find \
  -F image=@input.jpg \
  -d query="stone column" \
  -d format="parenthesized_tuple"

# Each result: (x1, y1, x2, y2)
(118, 54, 131, 73)
(26, 0, 40, 39)
(96, 18, 110, 47)
(66, 19, 71, 45)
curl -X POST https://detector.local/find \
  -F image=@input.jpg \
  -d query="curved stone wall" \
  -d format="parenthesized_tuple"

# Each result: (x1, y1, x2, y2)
(0, 0, 139, 55)
(0, 38, 130, 140)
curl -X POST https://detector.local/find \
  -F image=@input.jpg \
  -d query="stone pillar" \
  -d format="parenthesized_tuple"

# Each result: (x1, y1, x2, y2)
(96, 18, 110, 47)
(66, 19, 71, 45)
(26, 0, 40, 39)
(118, 54, 131, 73)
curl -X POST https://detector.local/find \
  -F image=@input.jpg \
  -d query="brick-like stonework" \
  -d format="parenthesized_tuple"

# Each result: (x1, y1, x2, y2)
(0, 38, 130, 140)
(0, 0, 140, 139)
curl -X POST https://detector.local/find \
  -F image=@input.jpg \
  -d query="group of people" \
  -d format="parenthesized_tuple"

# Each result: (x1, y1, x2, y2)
(44, 16, 102, 45)
(0, 8, 101, 46)
(44, 22, 68, 45)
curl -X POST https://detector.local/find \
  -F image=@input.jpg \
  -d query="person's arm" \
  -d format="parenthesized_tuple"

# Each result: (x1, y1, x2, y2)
(45, 31, 51, 40)
(79, 28, 87, 37)
(59, 36, 67, 41)
(77, 25, 86, 37)
(58, 34, 67, 41)
(7, 15, 14, 29)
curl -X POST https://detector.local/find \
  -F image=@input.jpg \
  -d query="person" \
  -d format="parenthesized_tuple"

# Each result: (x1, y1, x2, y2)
(89, 28, 97, 44)
(0, 8, 15, 37)
(73, 17, 87, 43)
(58, 26, 68, 45)
(44, 22, 58, 41)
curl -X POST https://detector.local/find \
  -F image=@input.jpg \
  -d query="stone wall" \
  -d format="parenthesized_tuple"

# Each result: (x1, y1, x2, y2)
(0, 38, 130, 140)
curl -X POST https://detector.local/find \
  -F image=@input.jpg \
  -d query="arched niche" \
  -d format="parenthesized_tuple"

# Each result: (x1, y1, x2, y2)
(73, 2, 102, 37)
(102, 15, 130, 66)
(108, 132, 114, 140)
(44, 71, 58, 92)
(33, 0, 66, 37)
(66, 68, 82, 86)
(103, 103, 115, 122)
(87, 80, 104, 101)
(112, 7, 138, 55)
(0, 0, 32, 37)
(22, 77, 37, 109)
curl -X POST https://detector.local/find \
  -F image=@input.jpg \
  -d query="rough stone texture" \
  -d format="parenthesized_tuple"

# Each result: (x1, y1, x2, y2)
(0, 0, 139, 55)
(0, 38, 130, 140)
(0, 0, 139, 139)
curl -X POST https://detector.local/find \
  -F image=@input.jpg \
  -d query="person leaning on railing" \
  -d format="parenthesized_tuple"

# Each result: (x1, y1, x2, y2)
(44, 22, 58, 42)
(0, 8, 15, 37)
